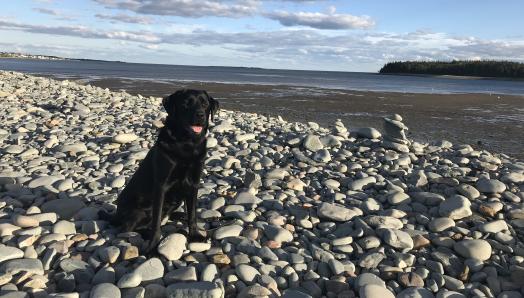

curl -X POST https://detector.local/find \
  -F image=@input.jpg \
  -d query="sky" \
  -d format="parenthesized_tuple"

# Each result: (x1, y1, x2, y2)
(1, 0, 524, 72)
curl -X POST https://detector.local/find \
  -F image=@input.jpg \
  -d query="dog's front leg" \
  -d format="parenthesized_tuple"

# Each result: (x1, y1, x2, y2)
(186, 187, 206, 242)
(144, 188, 165, 253)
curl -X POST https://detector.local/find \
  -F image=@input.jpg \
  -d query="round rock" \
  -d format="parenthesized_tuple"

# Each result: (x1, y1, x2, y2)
(453, 239, 492, 261)
(157, 233, 187, 261)
(236, 264, 260, 284)
(428, 217, 455, 232)
(214, 225, 243, 240)
(439, 195, 472, 220)
(90, 283, 121, 298)
(113, 133, 139, 144)
(0, 245, 24, 263)
(303, 134, 323, 152)
(359, 284, 394, 298)
(476, 178, 506, 194)
(355, 127, 382, 139)
(380, 228, 414, 251)
(41, 198, 86, 219)
(133, 257, 164, 283)
(354, 273, 385, 290)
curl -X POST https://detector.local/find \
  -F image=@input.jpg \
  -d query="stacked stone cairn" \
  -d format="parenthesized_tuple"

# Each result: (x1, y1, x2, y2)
(382, 114, 410, 153)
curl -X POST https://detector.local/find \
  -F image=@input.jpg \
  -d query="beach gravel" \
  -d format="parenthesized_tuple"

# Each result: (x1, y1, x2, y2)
(0, 70, 523, 297)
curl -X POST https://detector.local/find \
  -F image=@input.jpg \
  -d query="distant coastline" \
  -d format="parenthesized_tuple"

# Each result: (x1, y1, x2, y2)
(0, 52, 68, 61)
(379, 60, 524, 79)
(0, 52, 127, 63)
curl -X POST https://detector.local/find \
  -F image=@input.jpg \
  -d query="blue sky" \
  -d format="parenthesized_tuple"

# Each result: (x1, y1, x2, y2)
(1, 0, 523, 72)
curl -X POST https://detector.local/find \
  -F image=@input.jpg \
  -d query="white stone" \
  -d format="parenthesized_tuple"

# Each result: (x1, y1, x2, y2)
(439, 195, 472, 220)
(0, 245, 24, 263)
(360, 284, 395, 298)
(479, 220, 508, 233)
(454, 239, 492, 261)
(354, 127, 382, 139)
(214, 225, 243, 240)
(113, 133, 139, 144)
(158, 233, 187, 261)
(133, 257, 164, 283)
(317, 203, 359, 222)
(111, 176, 126, 188)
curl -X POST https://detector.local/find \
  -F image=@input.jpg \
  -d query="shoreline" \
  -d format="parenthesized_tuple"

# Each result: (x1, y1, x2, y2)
(27, 70, 524, 96)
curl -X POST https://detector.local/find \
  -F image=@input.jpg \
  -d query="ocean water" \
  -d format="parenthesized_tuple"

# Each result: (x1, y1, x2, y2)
(1, 58, 524, 95)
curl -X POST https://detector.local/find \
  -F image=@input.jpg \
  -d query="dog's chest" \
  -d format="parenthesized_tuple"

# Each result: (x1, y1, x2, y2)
(162, 162, 199, 191)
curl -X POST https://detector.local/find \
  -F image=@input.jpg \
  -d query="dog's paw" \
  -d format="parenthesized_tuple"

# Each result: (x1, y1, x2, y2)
(189, 228, 207, 242)
(143, 232, 161, 255)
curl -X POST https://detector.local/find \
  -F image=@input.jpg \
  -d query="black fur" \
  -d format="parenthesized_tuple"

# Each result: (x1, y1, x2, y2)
(101, 89, 219, 253)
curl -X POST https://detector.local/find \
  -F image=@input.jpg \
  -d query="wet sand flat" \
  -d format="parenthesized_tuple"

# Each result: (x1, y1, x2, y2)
(63, 77, 524, 159)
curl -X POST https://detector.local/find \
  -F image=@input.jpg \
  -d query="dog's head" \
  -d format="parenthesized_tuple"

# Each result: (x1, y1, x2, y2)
(162, 89, 219, 138)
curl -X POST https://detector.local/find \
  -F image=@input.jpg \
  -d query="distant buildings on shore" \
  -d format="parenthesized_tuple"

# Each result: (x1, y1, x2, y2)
(0, 52, 67, 60)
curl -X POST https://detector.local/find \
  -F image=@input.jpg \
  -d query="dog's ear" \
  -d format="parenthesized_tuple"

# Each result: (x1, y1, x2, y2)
(162, 94, 175, 114)
(208, 96, 220, 121)
(163, 90, 185, 114)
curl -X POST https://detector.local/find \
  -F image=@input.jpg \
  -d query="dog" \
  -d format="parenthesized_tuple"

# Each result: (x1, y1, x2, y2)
(101, 89, 219, 253)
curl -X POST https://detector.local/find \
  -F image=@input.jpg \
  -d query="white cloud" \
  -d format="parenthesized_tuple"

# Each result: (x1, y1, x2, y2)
(265, 7, 375, 30)
(93, 0, 260, 18)
(33, 7, 75, 20)
(33, 8, 60, 15)
(1, 19, 523, 70)
(0, 20, 160, 43)
(95, 13, 153, 24)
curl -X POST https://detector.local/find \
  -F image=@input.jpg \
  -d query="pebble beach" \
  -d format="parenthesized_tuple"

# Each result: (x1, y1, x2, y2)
(0, 70, 524, 297)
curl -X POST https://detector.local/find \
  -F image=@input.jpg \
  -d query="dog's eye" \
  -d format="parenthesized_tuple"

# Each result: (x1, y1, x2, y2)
(200, 97, 209, 107)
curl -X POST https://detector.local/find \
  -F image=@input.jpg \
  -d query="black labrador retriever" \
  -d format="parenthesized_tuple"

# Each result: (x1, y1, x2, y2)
(101, 89, 219, 253)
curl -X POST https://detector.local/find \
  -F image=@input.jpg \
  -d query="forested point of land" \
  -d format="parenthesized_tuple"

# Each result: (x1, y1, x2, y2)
(379, 60, 524, 78)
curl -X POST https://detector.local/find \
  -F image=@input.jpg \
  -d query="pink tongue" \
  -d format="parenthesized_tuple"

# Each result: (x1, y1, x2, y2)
(191, 126, 203, 133)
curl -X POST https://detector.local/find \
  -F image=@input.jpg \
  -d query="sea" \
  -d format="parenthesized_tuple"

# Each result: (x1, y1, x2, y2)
(1, 58, 524, 95)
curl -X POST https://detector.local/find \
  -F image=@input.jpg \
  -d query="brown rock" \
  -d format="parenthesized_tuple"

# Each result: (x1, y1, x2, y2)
(12, 214, 39, 228)
(212, 254, 231, 266)
(45, 118, 62, 128)
(451, 233, 464, 240)
(398, 272, 424, 288)
(458, 265, 469, 281)
(71, 233, 88, 242)
(479, 204, 497, 217)
(265, 240, 281, 249)
(412, 235, 430, 249)
(121, 246, 139, 260)
(17, 235, 39, 248)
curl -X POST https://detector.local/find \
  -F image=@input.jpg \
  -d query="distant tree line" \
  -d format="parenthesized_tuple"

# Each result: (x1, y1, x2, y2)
(379, 60, 524, 78)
